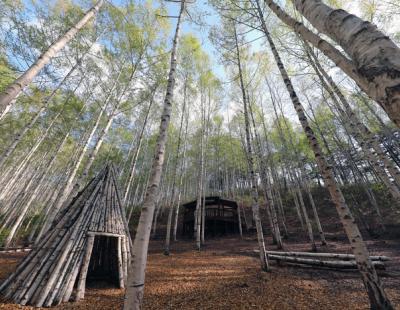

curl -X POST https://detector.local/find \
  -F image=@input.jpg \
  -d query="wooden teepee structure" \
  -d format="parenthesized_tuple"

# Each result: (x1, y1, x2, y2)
(0, 165, 132, 307)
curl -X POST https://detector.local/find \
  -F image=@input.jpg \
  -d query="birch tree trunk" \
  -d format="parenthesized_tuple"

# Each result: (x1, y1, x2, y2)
(165, 83, 187, 255)
(42, 100, 110, 232)
(122, 96, 154, 205)
(303, 171, 327, 245)
(249, 98, 283, 248)
(259, 105, 289, 238)
(195, 124, 204, 250)
(172, 109, 189, 242)
(201, 167, 207, 244)
(123, 2, 185, 308)
(304, 44, 400, 197)
(255, 3, 393, 308)
(263, 0, 370, 94)
(292, 0, 400, 126)
(3, 133, 70, 247)
(295, 178, 316, 251)
(73, 101, 121, 191)
(201, 94, 212, 245)
(0, 59, 82, 167)
(44, 71, 123, 225)
(0, 0, 104, 116)
(233, 24, 269, 271)
(0, 75, 97, 197)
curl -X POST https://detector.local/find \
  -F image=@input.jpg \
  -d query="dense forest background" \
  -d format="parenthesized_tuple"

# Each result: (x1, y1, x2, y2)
(0, 0, 400, 308)
(0, 0, 398, 246)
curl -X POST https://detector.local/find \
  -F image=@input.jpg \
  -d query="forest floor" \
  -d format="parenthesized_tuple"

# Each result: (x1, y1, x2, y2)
(0, 233, 400, 309)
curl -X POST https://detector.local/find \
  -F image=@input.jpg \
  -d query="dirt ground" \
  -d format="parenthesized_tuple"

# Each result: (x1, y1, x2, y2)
(0, 234, 399, 310)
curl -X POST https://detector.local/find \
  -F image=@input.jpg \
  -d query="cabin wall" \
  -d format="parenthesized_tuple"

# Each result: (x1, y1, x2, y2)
(181, 197, 241, 238)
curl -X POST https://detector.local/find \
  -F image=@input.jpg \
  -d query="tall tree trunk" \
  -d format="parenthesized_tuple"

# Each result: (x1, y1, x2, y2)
(122, 96, 154, 205)
(3, 133, 69, 247)
(194, 87, 206, 250)
(0, 0, 104, 116)
(201, 167, 207, 244)
(123, 2, 185, 308)
(305, 44, 400, 198)
(271, 82, 326, 245)
(233, 23, 269, 271)
(294, 175, 317, 251)
(259, 105, 289, 238)
(292, 0, 400, 126)
(249, 97, 283, 248)
(172, 110, 189, 242)
(151, 154, 171, 239)
(72, 101, 121, 191)
(44, 71, 122, 225)
(165, 83, 187, 255)
(0, 60, 83, 167)
(302, 170, 327, 245)
(254, 3, 393, 308)
(262, 0, 370, 93)
(42, 101, 109, 232)
(201, 95, 212, 245)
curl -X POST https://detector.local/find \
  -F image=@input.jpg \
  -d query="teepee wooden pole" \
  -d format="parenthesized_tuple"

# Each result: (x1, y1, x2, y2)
(75, 234, 95, 301)
(117, 236, 125, 288)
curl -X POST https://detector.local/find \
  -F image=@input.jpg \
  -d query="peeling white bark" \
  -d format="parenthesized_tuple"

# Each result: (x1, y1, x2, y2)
(0, 0, 103, 115)
(293, 0, 400, 127)
(123, 2, 185, 308)
(254, 2, 393, 308)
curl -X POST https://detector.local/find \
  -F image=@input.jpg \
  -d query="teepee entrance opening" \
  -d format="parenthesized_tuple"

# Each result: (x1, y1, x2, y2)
(86, 234, 121, 288)
(76, 231, 126, 296)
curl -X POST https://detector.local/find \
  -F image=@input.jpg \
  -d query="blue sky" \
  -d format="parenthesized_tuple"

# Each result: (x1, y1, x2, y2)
(164, 0, 225, 79)
(162, 0, 270, 118)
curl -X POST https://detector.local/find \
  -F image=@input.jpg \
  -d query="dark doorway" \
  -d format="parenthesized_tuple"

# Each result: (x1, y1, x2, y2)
(86, 236, 120, 288)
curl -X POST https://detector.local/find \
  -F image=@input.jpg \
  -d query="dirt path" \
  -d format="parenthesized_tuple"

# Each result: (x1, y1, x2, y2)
(0, 237, 399, 309)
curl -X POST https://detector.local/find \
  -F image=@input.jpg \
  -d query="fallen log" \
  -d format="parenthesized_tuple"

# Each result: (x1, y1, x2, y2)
(267, 254, 386, 269)
(264, 250, 390, 261)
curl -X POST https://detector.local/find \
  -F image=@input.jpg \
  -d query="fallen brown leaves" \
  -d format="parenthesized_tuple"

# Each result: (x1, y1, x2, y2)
(0, 236, 399, 309)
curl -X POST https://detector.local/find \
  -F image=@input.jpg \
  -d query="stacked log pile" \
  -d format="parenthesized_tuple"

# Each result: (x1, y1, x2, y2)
(252, 250, 390, 269)
(0, 165, 132, 307)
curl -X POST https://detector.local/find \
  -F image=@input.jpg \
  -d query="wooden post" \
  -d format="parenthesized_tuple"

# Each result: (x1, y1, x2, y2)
(240, 204, 249, 231)
(213, 217, 216, 237)
(117, 236, 125, 289)
(223, 205, 227, 234)
(75, 235, 95, 301)
(237, 204, 243, 237)
(121, 237, 128, 282)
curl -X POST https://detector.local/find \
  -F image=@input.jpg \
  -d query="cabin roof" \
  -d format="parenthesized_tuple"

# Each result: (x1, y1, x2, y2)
(182, 196, 238, 210)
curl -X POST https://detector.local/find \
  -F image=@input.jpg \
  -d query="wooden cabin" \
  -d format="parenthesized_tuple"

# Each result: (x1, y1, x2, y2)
(182, 196, 242, 237)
